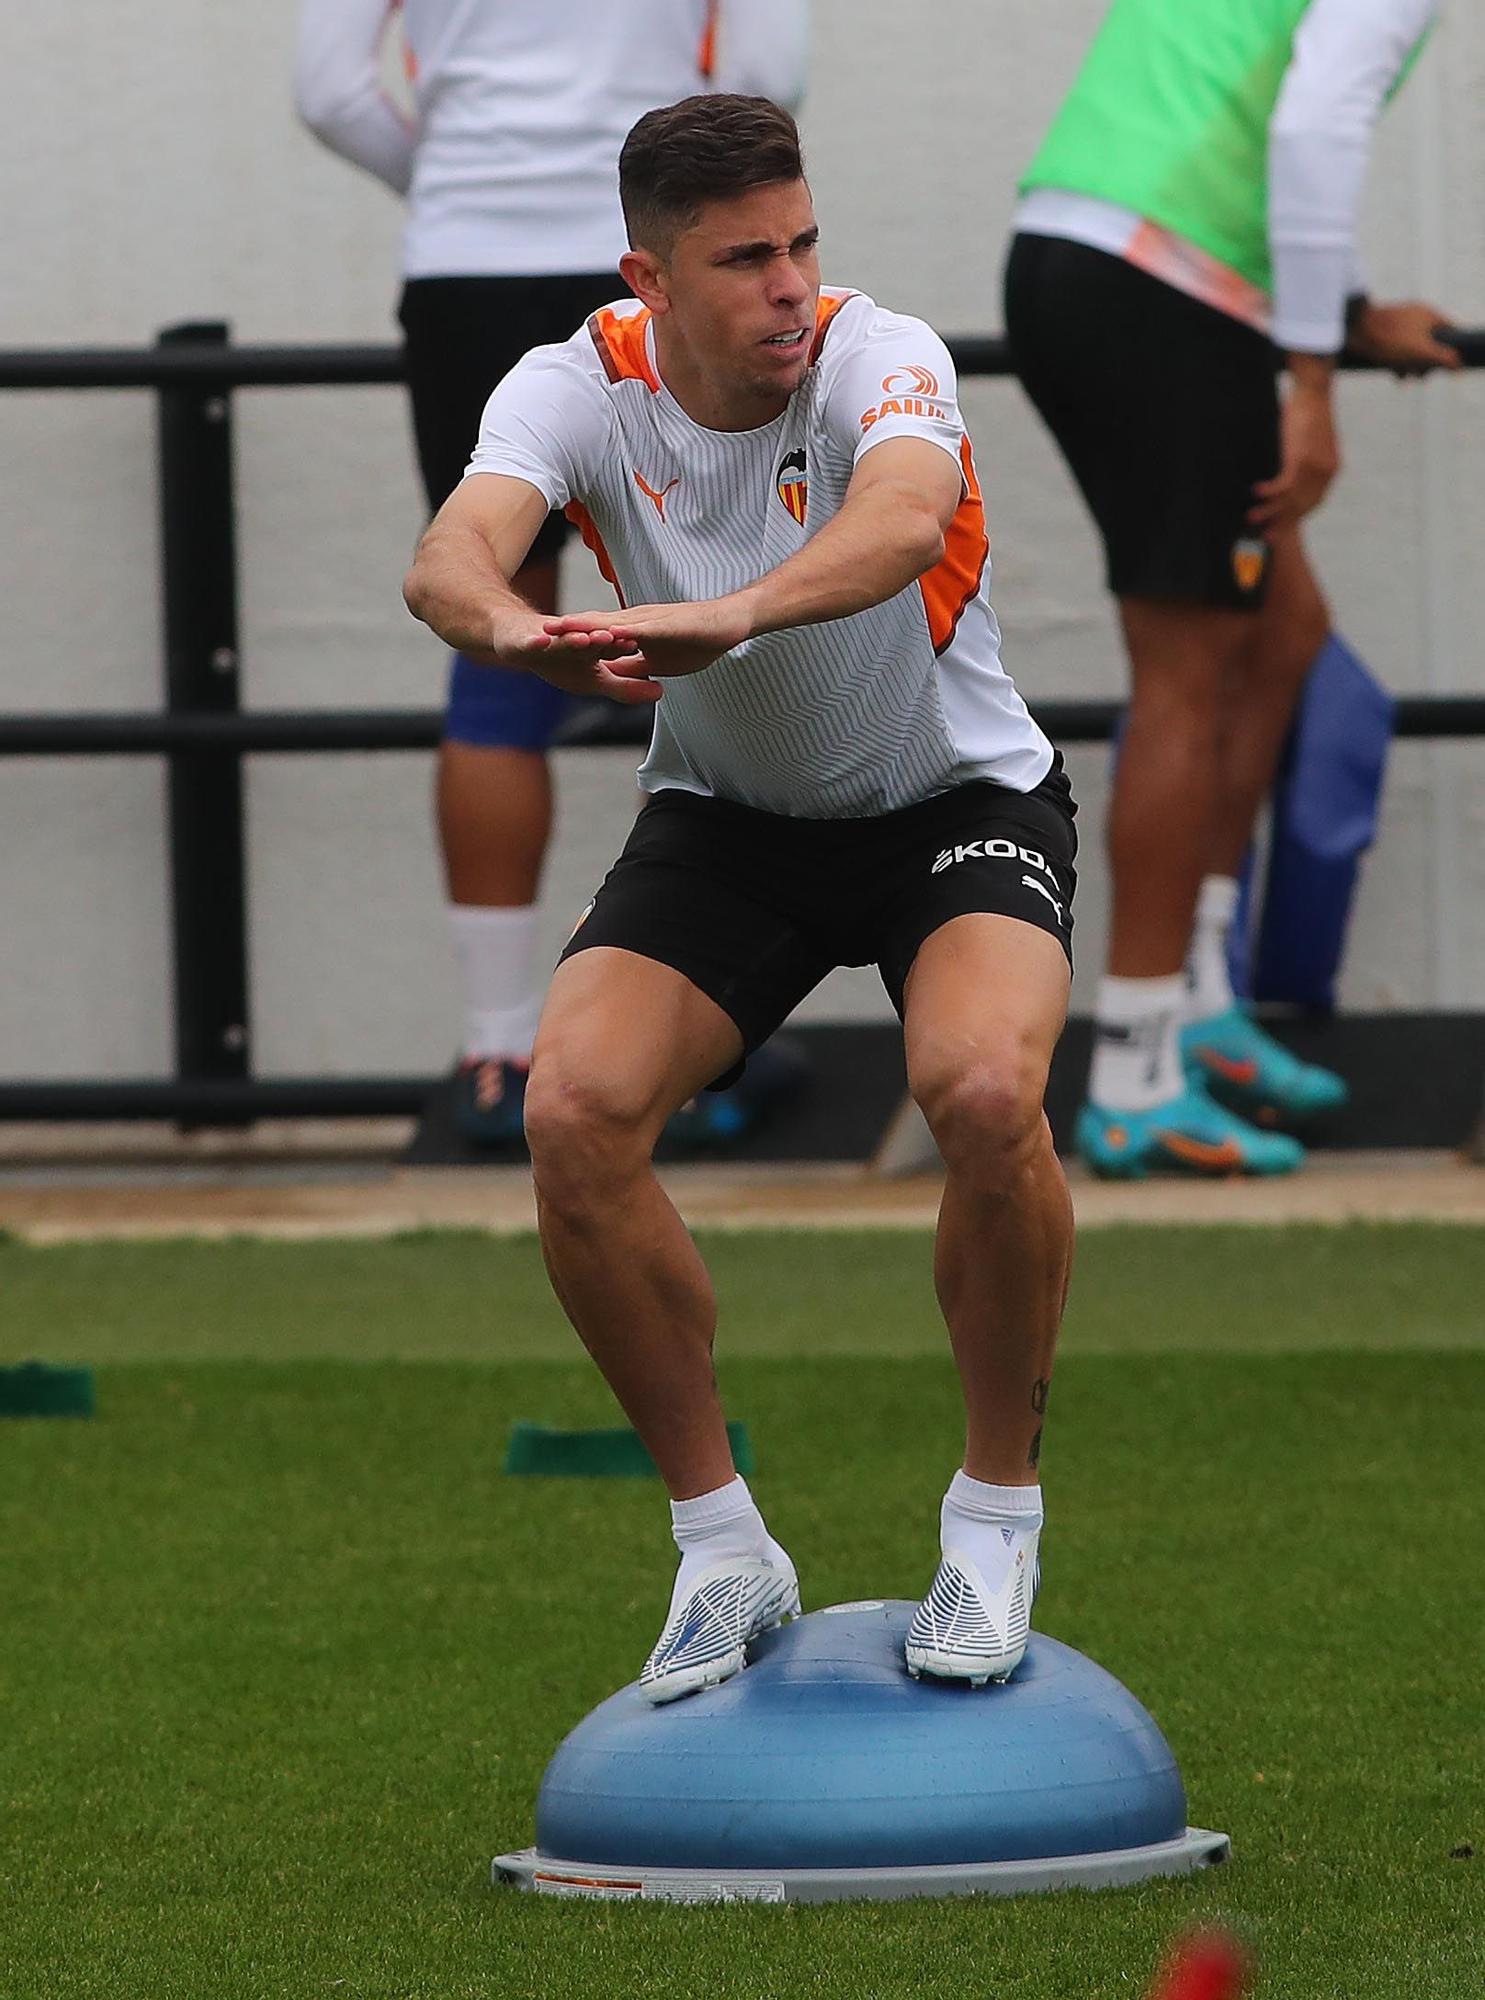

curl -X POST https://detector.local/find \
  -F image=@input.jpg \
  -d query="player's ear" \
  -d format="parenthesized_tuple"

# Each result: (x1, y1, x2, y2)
(621, 247, 671, 317)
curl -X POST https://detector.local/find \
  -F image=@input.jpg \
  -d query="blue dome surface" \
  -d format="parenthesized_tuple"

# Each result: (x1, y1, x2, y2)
(534, 1602, 1188, 1872)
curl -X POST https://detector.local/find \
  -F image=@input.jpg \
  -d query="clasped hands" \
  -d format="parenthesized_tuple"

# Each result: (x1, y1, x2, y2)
(487, 594, 754, 703)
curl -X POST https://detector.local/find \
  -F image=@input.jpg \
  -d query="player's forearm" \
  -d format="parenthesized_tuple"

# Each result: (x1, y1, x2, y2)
(403, 523, 529, 663)
(735, 482, 945, 638)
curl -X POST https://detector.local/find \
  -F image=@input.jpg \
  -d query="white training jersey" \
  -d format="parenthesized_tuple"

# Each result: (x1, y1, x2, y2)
(295, 0, 810, 278)
(464, 290, 1053, 819)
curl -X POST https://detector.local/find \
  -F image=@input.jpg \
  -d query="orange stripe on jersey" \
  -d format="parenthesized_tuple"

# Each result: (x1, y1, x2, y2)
(918, 436, 989, 655)
(698, 0, 719, 79)
(587, 308, 659, 392)
(809, 291, 855, 364)
(563, 502, 626, 606)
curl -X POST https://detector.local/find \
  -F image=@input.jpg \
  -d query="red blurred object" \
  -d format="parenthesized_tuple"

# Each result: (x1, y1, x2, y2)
(1145, 1930, 1249, 2000)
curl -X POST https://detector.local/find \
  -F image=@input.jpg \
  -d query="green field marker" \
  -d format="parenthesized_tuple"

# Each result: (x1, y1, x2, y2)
(0, 1361, 95, 1418)
(504, 1419, 755, 1478)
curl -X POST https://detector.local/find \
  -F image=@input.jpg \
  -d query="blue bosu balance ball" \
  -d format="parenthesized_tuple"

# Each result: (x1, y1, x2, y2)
(494, 1602, 1230, 1903)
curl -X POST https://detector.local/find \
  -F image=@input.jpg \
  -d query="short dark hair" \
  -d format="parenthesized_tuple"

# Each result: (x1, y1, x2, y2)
(619, 95, 805, 254)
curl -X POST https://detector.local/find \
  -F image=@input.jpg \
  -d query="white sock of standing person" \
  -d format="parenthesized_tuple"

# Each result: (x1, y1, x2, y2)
(1183, 875, 1241, 1024)
(1087, 972, 1186, 1111)
(447, 903, 543, 1064)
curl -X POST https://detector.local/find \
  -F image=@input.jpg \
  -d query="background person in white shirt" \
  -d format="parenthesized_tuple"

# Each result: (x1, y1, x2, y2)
(405, 97, 1075, 1702)
(1005, 0, 1461, 1180)
(296, 0, 808, 1143)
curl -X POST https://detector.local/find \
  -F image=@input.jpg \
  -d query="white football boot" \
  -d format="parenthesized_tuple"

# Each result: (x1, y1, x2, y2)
(639, 1550, 800, 1705)
(904, 1526, 1040, 1686)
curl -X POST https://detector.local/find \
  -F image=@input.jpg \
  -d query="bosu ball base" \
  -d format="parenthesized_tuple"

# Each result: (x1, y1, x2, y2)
(493, 1601, 1230, 1905)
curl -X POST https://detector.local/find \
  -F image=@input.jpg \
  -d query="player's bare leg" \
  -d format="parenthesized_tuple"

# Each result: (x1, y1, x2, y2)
(525, 946, 799, 1698)
(902, 912, 1072, 1681)
(438, 549, 561, 906)
(904, 914, 1072, 1479)
(524, 945, 743, 1494)
(1207, 528, 1329, 878)
(440, 552, 558, 1139)
(1110, 597, 1251, 978)
(438, 742, 552, 903)
(1080, 598, 1303, 1177)
(1183, 528, 1347, 1125)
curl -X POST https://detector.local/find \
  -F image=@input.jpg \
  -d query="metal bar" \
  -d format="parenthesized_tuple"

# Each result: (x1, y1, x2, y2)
(0, 345, 408, 391)
(156, 322, 251, 1123)
(2, 693, 1484, 756)
(0, 1079, 432, 1121)
(3, 330, 1482, 393)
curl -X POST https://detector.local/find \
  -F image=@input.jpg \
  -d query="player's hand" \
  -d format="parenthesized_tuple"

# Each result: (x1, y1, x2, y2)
(1346, 301, 1462, 378)
(487, 608, 662, 705)
(547, 596, 753, 680)
(1248, 378, 1341, 531)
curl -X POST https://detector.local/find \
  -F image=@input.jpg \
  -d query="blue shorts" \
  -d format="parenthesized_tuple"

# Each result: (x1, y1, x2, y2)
(443, 652, 577, 753)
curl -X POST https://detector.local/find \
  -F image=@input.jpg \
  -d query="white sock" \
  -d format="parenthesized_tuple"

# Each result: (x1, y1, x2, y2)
(941, 1471, 1044, 1589)
(1184, 876, 1241, 1023)
(666, 1475, 785, 1618)
(1089, 973, 1185, 1111)
(447, 904, 543, 1064)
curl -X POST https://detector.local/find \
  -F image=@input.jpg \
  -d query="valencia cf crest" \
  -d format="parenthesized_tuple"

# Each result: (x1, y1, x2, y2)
(1231, 537, 1268, 595)
(775, 448, 808, 525)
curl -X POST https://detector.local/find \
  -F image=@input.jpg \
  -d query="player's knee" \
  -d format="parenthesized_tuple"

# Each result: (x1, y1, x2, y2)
(916, 1045, 1047, 1184)
(524, 1064, 649, 1206)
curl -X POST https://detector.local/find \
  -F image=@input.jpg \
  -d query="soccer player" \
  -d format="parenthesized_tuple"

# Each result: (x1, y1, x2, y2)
(404, 97, 1076, 1701)
(1005, 0, 1460, 1178)
(296, 0, 808, 1144)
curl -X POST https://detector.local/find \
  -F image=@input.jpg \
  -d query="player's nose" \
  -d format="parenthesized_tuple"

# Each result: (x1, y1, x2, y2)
(768, 263, 810, 310)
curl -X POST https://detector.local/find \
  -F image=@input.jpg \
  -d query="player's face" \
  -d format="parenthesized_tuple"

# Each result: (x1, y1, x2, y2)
(659, 181, 821, 415)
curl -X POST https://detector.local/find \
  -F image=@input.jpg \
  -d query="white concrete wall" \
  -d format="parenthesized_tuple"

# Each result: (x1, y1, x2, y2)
(2, 0, 1482, 1079)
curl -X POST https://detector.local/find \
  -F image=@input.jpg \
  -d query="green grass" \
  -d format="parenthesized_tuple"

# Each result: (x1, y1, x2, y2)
(1, 1227, 1482, 1998)
(6, 1222, 1485, 1363)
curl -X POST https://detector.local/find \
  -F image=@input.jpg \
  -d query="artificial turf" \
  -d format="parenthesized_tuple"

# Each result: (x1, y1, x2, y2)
(6, 1221, 1485, 1362)
(1, 1226, 1481, 1998)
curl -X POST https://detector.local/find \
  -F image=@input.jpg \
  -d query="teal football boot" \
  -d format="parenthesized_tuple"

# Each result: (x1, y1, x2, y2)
(1181, 1005, 1348, 1127)
(452, 1057, 528, 1148)
(665, 1034, 810, 1151)
(1076, 1086, 1305, 1180)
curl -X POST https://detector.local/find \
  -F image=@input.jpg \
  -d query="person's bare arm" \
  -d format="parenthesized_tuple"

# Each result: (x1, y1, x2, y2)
(403, 475, 659, 703)
(545, 437, 964, 679)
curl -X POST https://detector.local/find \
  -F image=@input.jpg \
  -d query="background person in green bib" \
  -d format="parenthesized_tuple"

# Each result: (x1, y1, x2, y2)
(1005, 0, 1461, 1180)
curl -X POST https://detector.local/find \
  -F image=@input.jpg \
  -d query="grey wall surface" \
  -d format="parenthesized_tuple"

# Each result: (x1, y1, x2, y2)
(3, 0, 1482, 1080)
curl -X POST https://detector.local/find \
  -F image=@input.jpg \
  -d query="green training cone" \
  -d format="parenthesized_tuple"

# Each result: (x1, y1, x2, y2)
(504, 1419, 754, 1478)
(0, 1362, 96, 1418)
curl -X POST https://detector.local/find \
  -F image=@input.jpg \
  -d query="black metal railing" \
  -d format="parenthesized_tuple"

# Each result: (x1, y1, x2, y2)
(2, 324, 1483, 1125)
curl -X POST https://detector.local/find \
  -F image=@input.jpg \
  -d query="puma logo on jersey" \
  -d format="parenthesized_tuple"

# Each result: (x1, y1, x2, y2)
(634, 470, 680, 519)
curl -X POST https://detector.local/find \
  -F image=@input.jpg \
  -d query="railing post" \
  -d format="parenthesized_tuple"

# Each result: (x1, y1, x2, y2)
(155, 321, 251, 1126)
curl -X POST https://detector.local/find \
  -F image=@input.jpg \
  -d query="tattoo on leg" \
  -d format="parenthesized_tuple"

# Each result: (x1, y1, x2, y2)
(1028, 1426, 1043, 1470)
(1031, 1377, 1050, 1415)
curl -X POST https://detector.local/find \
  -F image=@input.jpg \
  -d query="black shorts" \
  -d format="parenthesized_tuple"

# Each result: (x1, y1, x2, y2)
(1003, 232, 1281, 611)
(398, 272, 619, 559)
(559, 760, 1078, 1083)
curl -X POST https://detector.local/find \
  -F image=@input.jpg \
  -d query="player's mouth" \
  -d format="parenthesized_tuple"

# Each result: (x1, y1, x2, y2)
(759, 327, 808, 355)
